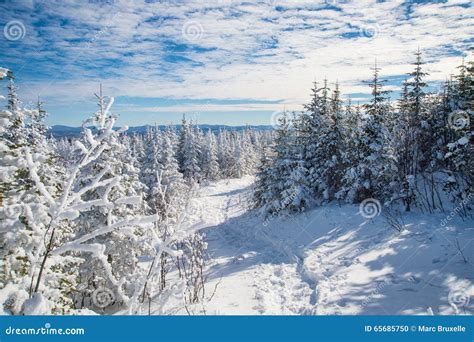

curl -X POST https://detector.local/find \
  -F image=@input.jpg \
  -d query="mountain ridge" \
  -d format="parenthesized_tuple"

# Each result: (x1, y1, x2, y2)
(49, 124, 274, 138)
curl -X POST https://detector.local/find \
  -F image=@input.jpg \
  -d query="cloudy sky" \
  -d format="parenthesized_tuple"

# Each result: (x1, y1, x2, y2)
(1, 0, 473, 126)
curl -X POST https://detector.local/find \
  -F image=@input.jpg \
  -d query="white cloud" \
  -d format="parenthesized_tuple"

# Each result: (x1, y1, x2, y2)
(2, 0, 472, 122)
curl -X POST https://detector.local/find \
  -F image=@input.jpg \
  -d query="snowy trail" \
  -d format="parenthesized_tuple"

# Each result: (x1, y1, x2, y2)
(182, 177, 474, 316)
(190, 176, 278, 314)
(187, 176, 314, 314)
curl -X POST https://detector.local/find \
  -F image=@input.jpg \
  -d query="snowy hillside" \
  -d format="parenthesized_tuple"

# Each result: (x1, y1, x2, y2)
(169, 177, 473, 315)
(1, 49, 472, 317)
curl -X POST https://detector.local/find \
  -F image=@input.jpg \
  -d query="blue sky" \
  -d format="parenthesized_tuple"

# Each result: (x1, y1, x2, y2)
(0, 0, 472, 127)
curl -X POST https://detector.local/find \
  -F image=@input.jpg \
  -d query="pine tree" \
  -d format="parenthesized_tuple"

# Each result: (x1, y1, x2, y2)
(395, 50, 435, 211)
(319, 81, 347, 200)
(348, 61, 394, 202)
(17, 89, 161, 314)
(177, 117, 201, 182)
(202, 129, 220, 180)
(217, 129, 233, 177)
(1, 72, 81, 314)
(337, 101, 363, 201)
(443, 57, 473, 213)
(263, 113, 311, 214)
(253, 146, 275, 210)
(253, 52, 472, 219)
(301, 80, 326, 198)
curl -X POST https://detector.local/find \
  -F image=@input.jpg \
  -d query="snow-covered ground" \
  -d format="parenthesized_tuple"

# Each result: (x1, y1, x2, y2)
(173, 177, 474, 315)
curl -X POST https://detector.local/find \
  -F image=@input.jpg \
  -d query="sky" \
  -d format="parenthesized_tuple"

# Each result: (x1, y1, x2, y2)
(0, 0, 473, 127)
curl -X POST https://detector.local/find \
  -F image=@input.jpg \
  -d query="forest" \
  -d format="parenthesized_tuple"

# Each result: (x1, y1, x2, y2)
(0, 50, 472, 315)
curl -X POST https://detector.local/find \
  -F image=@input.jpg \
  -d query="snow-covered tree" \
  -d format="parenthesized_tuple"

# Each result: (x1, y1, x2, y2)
(443, 58, 473, 214)
(259, 113, 311, 214)
(177, 117, 201, 182)
(342, 62, 395, 203)
(202, 129, 220, 180)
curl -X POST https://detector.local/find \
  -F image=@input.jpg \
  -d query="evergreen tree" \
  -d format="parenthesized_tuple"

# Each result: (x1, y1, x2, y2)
(318, 81, 347, 200)
(202, 129, 220, 180)
(341, 62, 395, 203)
(443, 57, 473, 212)
(263, 113, 311, 214)
(301, 80, 327, 198)
(253, 146, 275, 210)
(178, 117, 201, 182)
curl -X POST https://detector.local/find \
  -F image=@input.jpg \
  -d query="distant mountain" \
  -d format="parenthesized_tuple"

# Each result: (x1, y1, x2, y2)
(49, 124, 274, 138)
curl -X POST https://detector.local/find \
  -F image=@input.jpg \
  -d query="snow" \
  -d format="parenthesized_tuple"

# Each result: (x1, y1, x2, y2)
(58, 209, 80, 220)
(457, 136, 469, 145)
(21, 293, 51, 315)
(115, 196, 142, 205)
(2, 58, 471, 316)
(74, 140, 88, 153)
(0, 284, 29, 315)
(164, 177, 474, 315)
(0, 67, 8, 79)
